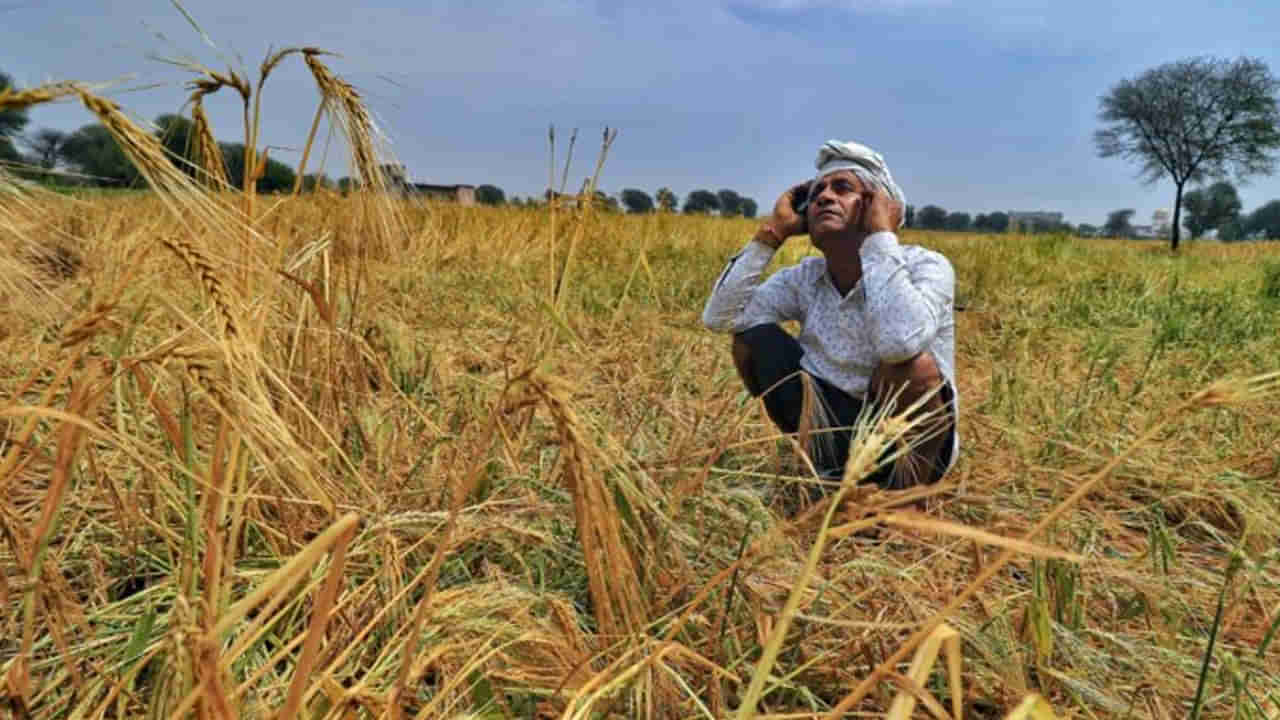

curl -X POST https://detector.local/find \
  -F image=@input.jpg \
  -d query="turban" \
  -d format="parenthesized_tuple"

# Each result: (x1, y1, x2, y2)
(813, 140, 907, 228)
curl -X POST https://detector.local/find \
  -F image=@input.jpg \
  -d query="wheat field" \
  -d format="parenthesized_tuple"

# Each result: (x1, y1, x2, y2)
(2, 67, 1280, 720)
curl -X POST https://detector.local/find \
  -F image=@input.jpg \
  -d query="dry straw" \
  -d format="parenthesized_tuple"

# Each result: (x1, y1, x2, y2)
(302, 49, 380, 189)
(299, 48, 409, 255)
(515, 371, 649, 639)
(822, 372, 1280, 719)
(0, 82, 77, 112)
(76, 91, 185, 192)
(187, 85, 231, 189)
(3, 20, 1278, 720)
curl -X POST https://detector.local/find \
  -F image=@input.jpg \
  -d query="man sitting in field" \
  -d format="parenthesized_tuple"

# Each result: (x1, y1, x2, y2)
(702, 140, 958, 494)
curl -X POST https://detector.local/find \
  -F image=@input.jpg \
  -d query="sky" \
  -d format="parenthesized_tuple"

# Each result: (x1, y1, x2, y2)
(6, 0, 1280, 227)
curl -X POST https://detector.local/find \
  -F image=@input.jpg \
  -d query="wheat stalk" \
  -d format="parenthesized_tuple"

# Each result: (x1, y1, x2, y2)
(188, 86, 230, 189)
(74, 88, 245, 343)
(821, 372, 1280, 719)
(0, 82, 76, 112)
(302, 50, 380, 190)
(76, 90, 186, 192)
(243, 47, 303, 195)
(516, 371, 648, 640)
(158, 233, 238, 341)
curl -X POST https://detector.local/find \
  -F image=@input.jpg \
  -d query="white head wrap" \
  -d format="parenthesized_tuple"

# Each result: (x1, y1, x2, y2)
(813, 140, 907, 228)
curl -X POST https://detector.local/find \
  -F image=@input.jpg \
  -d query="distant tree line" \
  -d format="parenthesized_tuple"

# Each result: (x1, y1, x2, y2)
(473, 184, 759, 218)
(901, 205, 1072, 234)
(1, 86, 301, 192)
(1094, 180, 1280, 241)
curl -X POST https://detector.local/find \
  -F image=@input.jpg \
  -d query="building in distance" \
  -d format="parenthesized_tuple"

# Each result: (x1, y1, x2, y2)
(1007, 211, 1064, 233)
(411, 183, 476, 205)
(377, 163, 475, 205)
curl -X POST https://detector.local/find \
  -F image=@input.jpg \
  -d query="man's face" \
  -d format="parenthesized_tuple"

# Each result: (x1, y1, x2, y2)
(806, 170, 866, 251)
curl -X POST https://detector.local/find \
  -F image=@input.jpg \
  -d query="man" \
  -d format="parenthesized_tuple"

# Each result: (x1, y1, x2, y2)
(702, 140, 957, 493)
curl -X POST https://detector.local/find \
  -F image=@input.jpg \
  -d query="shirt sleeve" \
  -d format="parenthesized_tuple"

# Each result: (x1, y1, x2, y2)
(859, 231, 955, 363)
(702, 239, 805, 333)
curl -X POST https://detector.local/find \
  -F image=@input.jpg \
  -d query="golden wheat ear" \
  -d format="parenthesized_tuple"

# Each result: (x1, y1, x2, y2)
(188, 89, 231, 189)
(302, 50, 382, 190)
(0, 81, 77, 112)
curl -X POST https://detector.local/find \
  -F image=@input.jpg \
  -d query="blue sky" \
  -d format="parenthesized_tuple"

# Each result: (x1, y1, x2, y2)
(6, 0, 1280, 227)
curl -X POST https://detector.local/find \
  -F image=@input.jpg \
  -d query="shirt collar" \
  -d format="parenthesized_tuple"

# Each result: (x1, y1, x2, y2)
(821, 265, 864, 304)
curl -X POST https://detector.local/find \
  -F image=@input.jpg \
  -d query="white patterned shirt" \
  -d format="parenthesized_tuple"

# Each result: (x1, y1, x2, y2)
(702, 232, 959, 460)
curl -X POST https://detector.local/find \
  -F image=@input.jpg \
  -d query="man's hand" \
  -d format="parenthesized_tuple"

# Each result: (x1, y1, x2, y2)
(859, 189, 903, 235)
(756, 182, 811, 249)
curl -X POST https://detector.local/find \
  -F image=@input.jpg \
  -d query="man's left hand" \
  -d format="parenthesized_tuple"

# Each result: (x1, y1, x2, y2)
(859, 190, 902, 234)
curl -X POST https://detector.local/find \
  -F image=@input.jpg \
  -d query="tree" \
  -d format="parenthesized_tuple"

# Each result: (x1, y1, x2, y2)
(301, 173, 333, 191)
(1, 72, 29, 158)
(973, 213, 1011, 232)
(1078, 223, 1099, 237)
(1104, 209, 1136, 238)
(592, 190, 620, 212)
(1030, 217, 1060, 234)
(154, 114, 196, 173)
(620, 188, 654, 214)
(475, 184, 505, 205)
(0, 137, 20, 163)
(904, 205, 915, 228)
(1218, 216, 1248, 242)
(945, 212, 971, 231)
(1095, 56, 1280, 250)
(1250, 200, 1280, 239)
(219, 143, 295, 192)
(62, 123, 139, 186)
(655, 187, 678, 212)
(917, 205, 947, 230)
(716, 189, 743, 217)
(1182, 181, 1242, 238)
(24, 128, 67, 170)
(683, 189, 719, 214)
(741, 197, 758, 219)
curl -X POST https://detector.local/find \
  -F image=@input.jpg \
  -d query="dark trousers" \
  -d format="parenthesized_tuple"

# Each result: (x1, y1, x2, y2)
(735, 324, 953, 491)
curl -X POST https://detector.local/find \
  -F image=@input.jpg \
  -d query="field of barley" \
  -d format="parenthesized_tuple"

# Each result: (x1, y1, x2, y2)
(3, 68, 1280, 720)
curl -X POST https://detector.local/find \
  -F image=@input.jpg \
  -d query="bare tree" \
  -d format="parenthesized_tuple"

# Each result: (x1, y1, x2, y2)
(1095, 56, 1280, 250)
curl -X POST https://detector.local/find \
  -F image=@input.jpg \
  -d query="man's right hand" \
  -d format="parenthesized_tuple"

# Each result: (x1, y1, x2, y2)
(757, 182, 810, 249)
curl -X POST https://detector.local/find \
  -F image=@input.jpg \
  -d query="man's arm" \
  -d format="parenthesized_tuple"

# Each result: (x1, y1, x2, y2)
(702, 184, 812, 333)
(859, 232, 954, 363)
(854, 190, 954, 364)
(701, 230, 802, 332)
